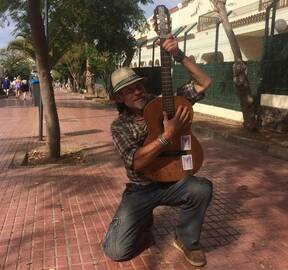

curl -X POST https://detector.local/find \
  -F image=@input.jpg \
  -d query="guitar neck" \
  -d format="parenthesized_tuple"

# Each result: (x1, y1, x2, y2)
(160, 38, 175, 118)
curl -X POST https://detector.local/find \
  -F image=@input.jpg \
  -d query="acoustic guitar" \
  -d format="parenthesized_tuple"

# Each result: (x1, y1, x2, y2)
(142, 5, 203, 182)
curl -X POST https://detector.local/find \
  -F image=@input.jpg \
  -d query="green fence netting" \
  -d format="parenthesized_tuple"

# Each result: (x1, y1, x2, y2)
(133, 45, 287, 111)
(173, 61, 261, 111)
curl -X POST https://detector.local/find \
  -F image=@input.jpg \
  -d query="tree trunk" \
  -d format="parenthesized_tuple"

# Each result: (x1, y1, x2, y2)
(85, 43, 94, 94)
(85, 57, 94, 94)
(214, 0, 258, 131)
(28, 0, 61, 159)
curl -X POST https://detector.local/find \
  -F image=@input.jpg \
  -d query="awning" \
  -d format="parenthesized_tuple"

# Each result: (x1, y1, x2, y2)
(172, 25, 187, 37)
(184, 22, 198, 33)
(136, 38, 148, 47)
(146, 36, 159, 44)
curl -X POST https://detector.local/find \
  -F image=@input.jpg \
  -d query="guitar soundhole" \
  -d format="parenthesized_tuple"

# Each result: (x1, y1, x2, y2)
(168, 113, 174, 120)
(158, 113, 174, 133)
(158, 116, 164, 132)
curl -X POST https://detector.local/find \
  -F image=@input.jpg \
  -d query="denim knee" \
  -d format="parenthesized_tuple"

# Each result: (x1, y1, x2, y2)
(102, 217, 139, 262)
(102, 240, 130, 262)
(102, 217, 125, 261)
(184, 176, 213, 201)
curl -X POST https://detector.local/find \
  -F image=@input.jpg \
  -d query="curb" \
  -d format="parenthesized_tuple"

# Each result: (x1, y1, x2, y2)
(11, 151, 28, 167)
(192, 125, 288, 161)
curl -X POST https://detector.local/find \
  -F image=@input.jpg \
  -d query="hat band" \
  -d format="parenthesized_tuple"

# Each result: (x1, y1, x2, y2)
(114, 74, 142, 92)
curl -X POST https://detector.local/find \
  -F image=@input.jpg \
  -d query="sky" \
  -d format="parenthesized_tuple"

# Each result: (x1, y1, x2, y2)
(140, 0, 180, 18)
(0, 19, 16, 49)
(0, 0, 180, 49)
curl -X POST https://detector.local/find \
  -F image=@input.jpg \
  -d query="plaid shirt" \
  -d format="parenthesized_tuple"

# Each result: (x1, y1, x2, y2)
(111, 81, 205, 185)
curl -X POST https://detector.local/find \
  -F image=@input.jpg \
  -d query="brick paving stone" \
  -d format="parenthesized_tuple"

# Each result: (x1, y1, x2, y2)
(0, 92, 287, 270)
(83, 263, 98, 270)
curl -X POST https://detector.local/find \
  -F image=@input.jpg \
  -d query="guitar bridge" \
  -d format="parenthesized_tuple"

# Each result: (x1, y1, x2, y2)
(159, 150, 187, 157)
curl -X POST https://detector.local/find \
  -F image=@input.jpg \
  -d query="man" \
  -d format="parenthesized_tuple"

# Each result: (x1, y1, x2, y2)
(2, 77, 10, 96)
(102, 34, 213, 267)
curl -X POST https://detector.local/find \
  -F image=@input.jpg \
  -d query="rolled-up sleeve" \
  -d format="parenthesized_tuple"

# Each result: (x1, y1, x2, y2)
(176, 81, 205, 105)
(111, 124, 138, 169)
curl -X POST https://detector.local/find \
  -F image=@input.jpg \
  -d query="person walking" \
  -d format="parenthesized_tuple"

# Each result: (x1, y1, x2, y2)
(20, 79, 30, 100)
(102, 34, 213, 267)
(15, 76, 21, 98)
(2, 77, 10, 96)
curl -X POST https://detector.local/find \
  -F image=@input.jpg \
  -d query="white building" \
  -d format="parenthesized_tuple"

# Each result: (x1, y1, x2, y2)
(133, 0, 288, 66)
(131, 0, 288, 124)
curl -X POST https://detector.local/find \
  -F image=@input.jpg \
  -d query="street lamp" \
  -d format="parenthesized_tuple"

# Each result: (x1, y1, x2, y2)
(275, 19, 287, 33)
(152, 37, 159, 67)
(214, 10, 232, 63)
(177, 3, 183, 9)
(37, 0, 49, 141)
(183, 23, 197, 55)
(93, 39, 99, 47)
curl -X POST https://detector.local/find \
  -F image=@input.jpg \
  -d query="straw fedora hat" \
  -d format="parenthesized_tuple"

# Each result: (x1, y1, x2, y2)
(111, 67, 145, 95)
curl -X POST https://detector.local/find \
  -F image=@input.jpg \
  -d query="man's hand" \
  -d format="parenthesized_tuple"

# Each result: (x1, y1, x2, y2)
(157, 33, 179, 58)
(162, 106, 192, 142)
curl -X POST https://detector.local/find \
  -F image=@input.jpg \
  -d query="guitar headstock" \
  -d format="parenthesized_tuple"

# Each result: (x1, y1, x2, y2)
(153, 5, 171, 38)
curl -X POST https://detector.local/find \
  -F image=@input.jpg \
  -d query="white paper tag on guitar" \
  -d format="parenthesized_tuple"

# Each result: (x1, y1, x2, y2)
(181, 135, 192, 150)
(181, 154, 193, 171)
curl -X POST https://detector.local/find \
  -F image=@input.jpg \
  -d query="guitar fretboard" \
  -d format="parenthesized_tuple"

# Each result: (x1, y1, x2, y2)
(160, 38, 175, 119)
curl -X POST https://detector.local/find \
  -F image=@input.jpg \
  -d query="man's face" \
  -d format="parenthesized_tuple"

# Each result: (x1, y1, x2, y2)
(115, 82, 146, 111)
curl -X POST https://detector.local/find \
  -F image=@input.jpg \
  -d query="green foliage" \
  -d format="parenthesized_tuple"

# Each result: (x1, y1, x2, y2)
(1, 0, 152, 63)
(55, 43, 87, 91)
(8, 38, 35, 60)
(51, 69, 61, 81)
(88, 47, 117, 91)
(0, 48, 32, 79)
(1, 0, 153, 91)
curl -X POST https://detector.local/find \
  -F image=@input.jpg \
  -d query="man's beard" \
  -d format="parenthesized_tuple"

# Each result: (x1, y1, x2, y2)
(133, 98, 146, 110)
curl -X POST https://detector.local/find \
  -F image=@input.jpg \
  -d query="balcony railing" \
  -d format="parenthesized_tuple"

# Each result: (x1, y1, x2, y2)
(231, 12, 266, 28)
(197, 11, 220, 32)
(198, 0, 288, 32)
(259, 0, 288, 11)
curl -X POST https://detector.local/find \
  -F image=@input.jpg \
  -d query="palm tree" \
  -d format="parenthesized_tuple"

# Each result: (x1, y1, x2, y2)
(8, 38, 36, 61)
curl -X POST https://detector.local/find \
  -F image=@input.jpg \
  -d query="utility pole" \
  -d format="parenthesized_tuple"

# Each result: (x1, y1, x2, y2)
(39, 0, 48, 141)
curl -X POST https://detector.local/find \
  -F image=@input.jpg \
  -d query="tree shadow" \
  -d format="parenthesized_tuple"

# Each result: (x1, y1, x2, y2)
(1, 100, 287, 269)
(131, 139, 288, 269)
(0, 162, 126, 268)
(0, 97, 35, 108)
(57, 100, 115, 110)
(63, 129, 103, 137)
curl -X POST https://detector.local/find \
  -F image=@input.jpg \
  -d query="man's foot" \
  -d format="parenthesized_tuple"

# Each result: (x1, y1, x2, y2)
(173, 237, 207, 267)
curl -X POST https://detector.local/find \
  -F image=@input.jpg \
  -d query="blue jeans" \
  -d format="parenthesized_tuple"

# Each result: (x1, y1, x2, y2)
(102, 175, 213, 261)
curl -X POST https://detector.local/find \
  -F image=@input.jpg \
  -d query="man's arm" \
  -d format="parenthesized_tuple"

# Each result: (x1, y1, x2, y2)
(133, 106, 191, 171)
(161, 34, 212, 93)
(180, 57, 212, 93)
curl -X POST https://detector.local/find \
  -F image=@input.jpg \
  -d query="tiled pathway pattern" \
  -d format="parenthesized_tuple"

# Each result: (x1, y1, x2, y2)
(0, 92, 287, 270)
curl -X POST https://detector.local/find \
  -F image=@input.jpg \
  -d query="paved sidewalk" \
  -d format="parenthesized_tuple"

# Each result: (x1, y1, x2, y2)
(192, 112, 288, 161)
(0, 92, 287, 270)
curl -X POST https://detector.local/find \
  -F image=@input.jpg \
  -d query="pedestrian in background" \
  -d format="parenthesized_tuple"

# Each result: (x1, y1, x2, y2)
(2, 77, 10, 96)
(20, 79, 30, 100)
(15, 76, 21, 98)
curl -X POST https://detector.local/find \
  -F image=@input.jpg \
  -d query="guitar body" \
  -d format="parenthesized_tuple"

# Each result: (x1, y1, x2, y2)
(142, 5, 204, 182)
(143, 96, 203, 182)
